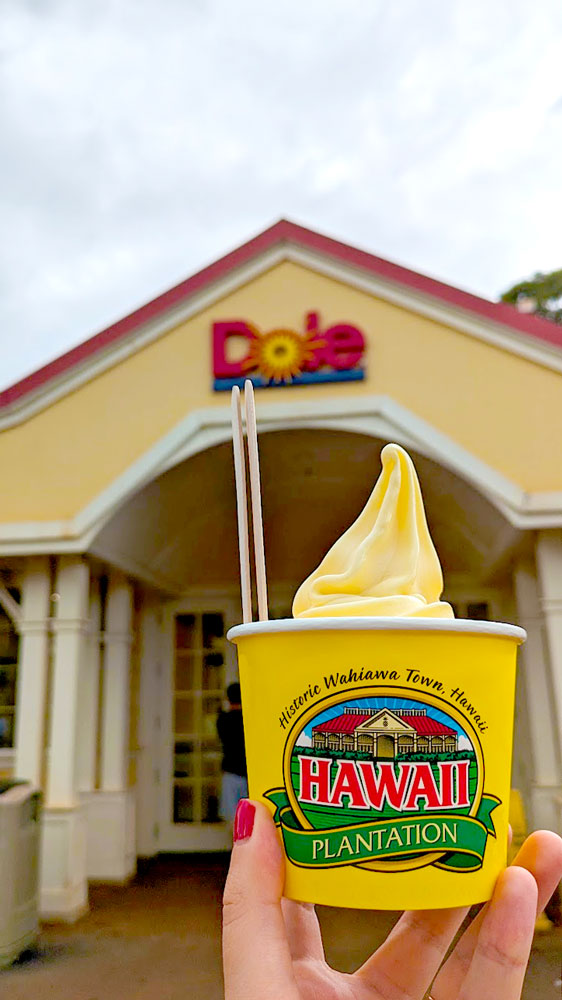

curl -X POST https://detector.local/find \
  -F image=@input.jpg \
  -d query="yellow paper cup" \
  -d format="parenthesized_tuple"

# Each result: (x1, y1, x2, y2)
(228, 617, 525, 910)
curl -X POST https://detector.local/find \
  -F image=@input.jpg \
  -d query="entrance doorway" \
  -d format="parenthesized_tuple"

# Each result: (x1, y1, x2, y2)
(378, 734, 395, 759)
(159, 600, 238, 851)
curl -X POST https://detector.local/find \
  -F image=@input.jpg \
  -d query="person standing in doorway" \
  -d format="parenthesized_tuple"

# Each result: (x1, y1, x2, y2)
(217, 682, 247, 837)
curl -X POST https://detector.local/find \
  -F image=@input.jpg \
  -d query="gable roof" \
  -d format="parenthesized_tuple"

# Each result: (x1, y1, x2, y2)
(312, 711, 456, 737)
(313, 712, 372, 734)
(3, 218, 561, 414)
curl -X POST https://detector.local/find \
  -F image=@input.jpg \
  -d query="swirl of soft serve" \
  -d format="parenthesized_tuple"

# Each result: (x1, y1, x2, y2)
(292, 443, 454, 619)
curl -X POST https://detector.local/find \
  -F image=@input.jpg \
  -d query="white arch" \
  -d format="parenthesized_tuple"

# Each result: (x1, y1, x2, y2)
(1, 393, 561, 557)
(75, 394, 553, 541)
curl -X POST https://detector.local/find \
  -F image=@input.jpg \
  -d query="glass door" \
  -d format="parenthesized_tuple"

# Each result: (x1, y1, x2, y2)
(160, 605, 234, 851)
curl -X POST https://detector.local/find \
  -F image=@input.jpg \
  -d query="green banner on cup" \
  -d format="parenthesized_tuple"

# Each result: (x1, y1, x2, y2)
(264, 790, 499, 872)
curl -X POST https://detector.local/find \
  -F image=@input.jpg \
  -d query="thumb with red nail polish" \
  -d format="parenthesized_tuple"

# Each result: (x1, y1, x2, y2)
(233, 798, 255, 843)
(223, 800, 297, 999)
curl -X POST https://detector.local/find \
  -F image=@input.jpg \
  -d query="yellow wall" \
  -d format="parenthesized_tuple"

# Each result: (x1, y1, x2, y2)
(1, 259, 561, 523)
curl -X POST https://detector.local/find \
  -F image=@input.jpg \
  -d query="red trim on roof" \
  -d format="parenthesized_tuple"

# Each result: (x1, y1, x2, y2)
(312, 711, 456, 737)
(313, 713, 372, 734)
(3, 219, 561, 411)
(406, 717, 456, 737)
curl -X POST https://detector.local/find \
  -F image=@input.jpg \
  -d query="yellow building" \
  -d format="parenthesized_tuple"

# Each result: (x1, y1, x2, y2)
(0, 220, 561, 920)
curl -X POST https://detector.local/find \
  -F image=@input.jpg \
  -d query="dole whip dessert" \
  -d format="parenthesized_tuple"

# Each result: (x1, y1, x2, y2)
(228, 442, 526, 911)
(293, 442, 454, 620)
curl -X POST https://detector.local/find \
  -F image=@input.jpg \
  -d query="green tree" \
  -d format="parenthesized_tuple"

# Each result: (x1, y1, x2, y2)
(501, 268, 562, 324)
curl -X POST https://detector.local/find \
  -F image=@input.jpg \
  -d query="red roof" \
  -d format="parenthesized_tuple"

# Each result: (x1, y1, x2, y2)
(313, 711, 456, 737)
(314, 713, 373, 734)
(407, 716, 457, 737)
(2, 219, 562, 411)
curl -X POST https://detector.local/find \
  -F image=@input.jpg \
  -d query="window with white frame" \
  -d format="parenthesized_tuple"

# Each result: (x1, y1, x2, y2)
(0, 596, 19, 748)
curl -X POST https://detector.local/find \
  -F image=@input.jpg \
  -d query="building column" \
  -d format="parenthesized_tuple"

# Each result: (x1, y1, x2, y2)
(514, 557, 561, 832)
(83, 572, 136, 881)
(40, 556, 90, 921)
(535, 531, 562, 833)
(14, 557, 51, 786)
(77, 578, 102, 792)
(136, 597, 163, 859)
(76, 577, 114, 880)
(100, 573, 134, 791)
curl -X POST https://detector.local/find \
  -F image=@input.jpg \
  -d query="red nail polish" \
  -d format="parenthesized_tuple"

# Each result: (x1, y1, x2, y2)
(233, 799, 255, 843)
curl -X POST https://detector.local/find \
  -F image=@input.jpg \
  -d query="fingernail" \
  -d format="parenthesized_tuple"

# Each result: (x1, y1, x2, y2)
(233, 799, 255, 843)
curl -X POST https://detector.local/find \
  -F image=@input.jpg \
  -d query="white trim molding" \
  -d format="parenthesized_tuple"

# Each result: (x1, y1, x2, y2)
(0, 246, 288, 432)
(1, 397, 562, 576)
(287, 245, 562, 376)
(1, 240, 562, 434)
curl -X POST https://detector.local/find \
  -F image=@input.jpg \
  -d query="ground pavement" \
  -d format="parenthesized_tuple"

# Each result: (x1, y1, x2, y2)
(2, 855, 560, 1000)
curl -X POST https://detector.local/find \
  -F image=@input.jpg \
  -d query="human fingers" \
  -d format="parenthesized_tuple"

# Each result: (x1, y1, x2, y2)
(281, 899, 325, 964)
(511, 829, 562, 913)
(356, 904, 469, 999)
(355, 823, 515, 996)
(223, 800, 300, 1000)
(456, 866, 537, 1000)
(432, 830, 562, 998)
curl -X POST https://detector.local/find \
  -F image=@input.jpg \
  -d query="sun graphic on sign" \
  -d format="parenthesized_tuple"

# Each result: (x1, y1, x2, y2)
(242, 328, 324, 382)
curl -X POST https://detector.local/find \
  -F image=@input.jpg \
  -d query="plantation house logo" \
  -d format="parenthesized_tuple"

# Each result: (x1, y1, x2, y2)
(265, 687, 500, 874)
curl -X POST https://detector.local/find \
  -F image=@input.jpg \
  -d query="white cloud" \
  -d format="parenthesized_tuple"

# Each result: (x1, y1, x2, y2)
(2, 0, 562, 390)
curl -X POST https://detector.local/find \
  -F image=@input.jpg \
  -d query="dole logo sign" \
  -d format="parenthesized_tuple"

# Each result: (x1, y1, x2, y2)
(212, 311, 366, 391)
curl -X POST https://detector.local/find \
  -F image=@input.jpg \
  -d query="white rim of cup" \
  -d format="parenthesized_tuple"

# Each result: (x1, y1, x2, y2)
(227, 617, 526, 644)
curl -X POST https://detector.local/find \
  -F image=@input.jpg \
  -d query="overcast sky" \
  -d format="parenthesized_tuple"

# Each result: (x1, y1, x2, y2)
(2, 0, 562, 392)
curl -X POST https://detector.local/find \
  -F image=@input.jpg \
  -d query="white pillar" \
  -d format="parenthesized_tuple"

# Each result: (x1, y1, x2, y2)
(46, 557, 90, 807)
(514, 558, 561, 831)
(76, 578, 102, 792)
(536, 531, 562, 736)
(535, 530, 562, 833)
(136, 597, 162, 858)
(41, 556, 90, 921)
(100, 573, 134, 791)
(83, 572, 136, 883)
(14, 557, 51, 786)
